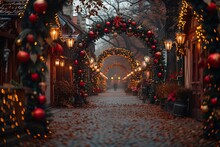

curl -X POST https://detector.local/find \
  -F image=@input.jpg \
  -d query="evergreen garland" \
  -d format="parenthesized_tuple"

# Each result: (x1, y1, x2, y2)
(16, 0, 68, 138)
(187, 0, 220, 143)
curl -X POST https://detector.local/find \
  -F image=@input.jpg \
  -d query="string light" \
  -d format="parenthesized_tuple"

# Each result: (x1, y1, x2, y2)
(0, 88, 26, 145)
(177, 0, 189, 30)
(18, 0, 30, 19)
(97, 48, 138, 71)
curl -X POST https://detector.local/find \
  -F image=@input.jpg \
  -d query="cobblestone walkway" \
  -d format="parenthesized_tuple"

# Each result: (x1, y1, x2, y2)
(22, 89, 217, 147)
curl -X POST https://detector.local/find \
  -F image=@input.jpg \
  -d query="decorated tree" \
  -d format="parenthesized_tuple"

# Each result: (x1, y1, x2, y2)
(185, 0, 220, 143)
(16, 0, 71, 138)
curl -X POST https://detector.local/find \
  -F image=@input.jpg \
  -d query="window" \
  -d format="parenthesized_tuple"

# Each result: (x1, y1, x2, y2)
(192, 42, 201, 82)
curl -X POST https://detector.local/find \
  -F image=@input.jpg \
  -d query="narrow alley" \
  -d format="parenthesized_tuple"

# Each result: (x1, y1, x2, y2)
(21, 89, 217, 147)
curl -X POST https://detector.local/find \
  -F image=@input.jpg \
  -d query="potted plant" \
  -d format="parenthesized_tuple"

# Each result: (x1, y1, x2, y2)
(166, 91, 176, 112)
(173, 87, 192, 116)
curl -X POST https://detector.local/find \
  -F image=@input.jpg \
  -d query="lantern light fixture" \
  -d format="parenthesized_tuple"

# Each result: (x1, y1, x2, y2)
(50, 25, 59, 40)
(55, 59, 60, 66)
(65, 35, 78, 48)
(60, 60, 65, 67)
(164, 31, 186, 55)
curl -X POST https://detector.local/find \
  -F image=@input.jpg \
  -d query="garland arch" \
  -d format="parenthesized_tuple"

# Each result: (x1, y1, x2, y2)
(73, 15, 166, 105)
(97, 48, 138, 71)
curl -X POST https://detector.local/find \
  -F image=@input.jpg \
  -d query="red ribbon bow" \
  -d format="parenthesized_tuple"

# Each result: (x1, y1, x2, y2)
(114, 16, 122, 27)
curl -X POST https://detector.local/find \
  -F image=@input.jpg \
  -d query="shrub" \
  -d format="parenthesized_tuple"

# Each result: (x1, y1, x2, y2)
(54, 80, 76, 107)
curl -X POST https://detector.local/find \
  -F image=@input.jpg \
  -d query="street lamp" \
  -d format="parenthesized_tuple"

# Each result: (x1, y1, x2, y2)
(66, 36, 75, 48)
(60, 60, 65, 67)
(50, 25, 59, 40)
(176, 31, 186, 45)
(65, 35, 78, 48)
(55, 59, 60, 66)
(164, 40, 173, 51)
(164, 31, 186, 54)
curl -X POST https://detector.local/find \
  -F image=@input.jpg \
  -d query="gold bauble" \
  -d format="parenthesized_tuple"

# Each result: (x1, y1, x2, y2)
(201, 105, 209, 113)
(16, 39, 22, 46)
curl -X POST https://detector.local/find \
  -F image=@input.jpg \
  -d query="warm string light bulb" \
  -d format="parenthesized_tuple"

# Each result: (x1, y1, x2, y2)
(1, 88, 26, 145)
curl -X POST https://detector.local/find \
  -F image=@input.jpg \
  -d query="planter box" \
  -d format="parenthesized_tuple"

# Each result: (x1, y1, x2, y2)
(173, 102, 187, 116)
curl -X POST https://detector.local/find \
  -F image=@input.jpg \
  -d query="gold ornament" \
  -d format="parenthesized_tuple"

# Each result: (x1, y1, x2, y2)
(16, 39, 22, 46)
(201, 105, 209, 113)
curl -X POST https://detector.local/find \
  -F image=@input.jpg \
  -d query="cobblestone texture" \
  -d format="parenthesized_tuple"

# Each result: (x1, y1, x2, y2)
(21, 89, 218, 147)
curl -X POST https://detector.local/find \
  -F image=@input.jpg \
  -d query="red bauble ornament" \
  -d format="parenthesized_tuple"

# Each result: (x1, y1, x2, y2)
(38, 95, 46, 104)
(33, 0, 48, 13)
(29, 13, 38, 23)
(104, 28, 109, 33)
(207, 53, 220, 68)
(155, 51, 161, 58)
(78, 69, 82, 74)
(31, 73, 39, 81)
(74, 60, 78, 65)
(153, 40, 157, 44)
(151, 45, 156, 50)
(211, 97, 218, 105)
(147, 30, 153, 37)
(88, 31, 95, 38)
(33, 108, 45, 120)
(154, 59, 158, 64)
(131, 21, 136, 26)
(122, 23, 126, 27)
(157, 72, 162, 78)
(204, 75, 211, 83)
(207, 2, 217, 12)
(27, 34, 35, 43)
(106, 21, 111, 26)
(55, 43, 63, 54)
(79, 81, 85, 87)
(17, 51, 30, 63)
(96, 24, 101, 28)
(79, 50, 85, 57)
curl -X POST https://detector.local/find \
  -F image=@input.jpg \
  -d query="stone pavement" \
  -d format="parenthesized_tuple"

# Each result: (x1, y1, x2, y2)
(20, 88, 218, 147)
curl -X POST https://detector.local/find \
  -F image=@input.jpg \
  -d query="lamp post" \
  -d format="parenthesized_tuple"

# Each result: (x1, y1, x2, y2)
(164, 31, 186, 85)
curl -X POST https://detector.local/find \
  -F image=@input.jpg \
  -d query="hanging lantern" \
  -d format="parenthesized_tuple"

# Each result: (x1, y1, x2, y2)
(176, 32, 186, 45)
(66, 36, 75, 48)
(55, 59, 59, 66)
(60, 60, 65, 67)
(164, 39, 173, 51)
(50, 25, 59, 40)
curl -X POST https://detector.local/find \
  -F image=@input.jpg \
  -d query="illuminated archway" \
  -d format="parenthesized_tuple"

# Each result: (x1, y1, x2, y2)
(97, 47, 138, 71)
(73, 15, 165, 104)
